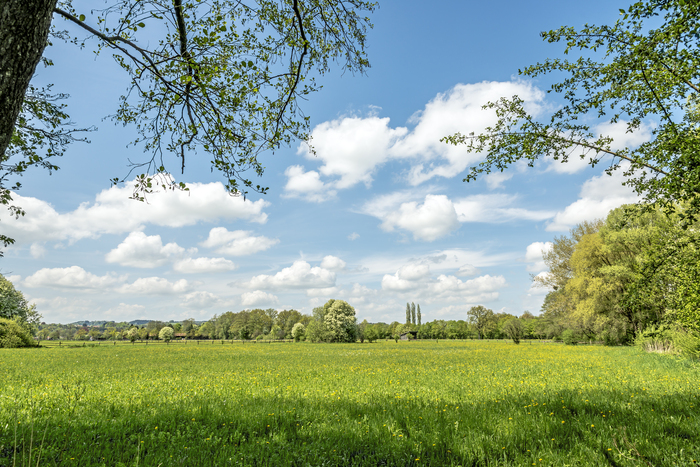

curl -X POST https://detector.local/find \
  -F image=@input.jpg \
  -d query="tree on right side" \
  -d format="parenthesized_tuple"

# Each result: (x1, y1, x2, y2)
(443, 0, 700, 223)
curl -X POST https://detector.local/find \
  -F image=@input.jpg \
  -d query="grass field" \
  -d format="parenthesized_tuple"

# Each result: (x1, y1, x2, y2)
(1, 340, 698, 466)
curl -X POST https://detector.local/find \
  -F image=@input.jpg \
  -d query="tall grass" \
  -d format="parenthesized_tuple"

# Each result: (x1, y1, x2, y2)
(1, 341, 698, 466)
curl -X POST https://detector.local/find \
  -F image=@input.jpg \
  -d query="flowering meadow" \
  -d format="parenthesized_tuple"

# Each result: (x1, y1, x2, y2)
(1, 340, 698, 466)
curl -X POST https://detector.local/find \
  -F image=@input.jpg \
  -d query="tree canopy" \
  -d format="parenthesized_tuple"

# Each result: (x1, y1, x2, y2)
(0, 0, 377, 246)
(443, 0, 700, 222)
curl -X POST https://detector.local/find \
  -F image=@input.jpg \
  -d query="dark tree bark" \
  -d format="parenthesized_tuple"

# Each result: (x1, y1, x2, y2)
(0, 0, 56, 158)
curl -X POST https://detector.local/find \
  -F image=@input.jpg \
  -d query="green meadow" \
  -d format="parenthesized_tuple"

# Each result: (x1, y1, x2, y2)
(1, 340, 698, 466)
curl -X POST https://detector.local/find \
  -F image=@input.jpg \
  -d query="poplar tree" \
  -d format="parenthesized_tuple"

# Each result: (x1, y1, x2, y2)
(417, 304, 422, 326)
(405, 303, 411, 325)
(411, 302, 416, 325)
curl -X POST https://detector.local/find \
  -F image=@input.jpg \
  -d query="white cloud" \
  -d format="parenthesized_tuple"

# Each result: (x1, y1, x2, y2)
(320, 255, 346, 271)
(30, 243, 46, 259)
(363, 193, 460, 241)
(181, 291, 222, 309)
(284, 81, 545, 201)
(456, 264, 480, 277)
(305, 286, 340, 298)
(484, 172, 513, 189)
(6, 275, 22, 284)
(241, 290, 279, 307)
(24, 266, 126, 289)
(362, 190, 554, 241)
(200, 227, 279, 256)
(348, 232, 360, 241)
(117, 277, 193, 295)
(282, 165, 337, 202)
(3, 180, 270, 246)
(104, 303, 146, 319)
(528, 272, 552, 295)
(453, 194, 555, 223)
(172, 257, 236, 274)
(298, 116, 408, 189)
(430, 274, 506, 298)
(547, 164, 640, 231)
(105, 232, 187, 268)
(524, 242, 553, 272)
(393, 81, 545, 185)
(381, 263, 431, 292)
(245, 260, 336, 290)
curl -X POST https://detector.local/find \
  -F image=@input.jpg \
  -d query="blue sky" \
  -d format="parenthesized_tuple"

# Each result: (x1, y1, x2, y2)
(4, 0, 645, 324)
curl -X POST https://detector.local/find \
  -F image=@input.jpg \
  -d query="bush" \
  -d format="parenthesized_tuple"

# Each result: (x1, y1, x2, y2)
(0, 318, 36, 348)
(562, 329, 577, 345)
(636, 324, 700, 359)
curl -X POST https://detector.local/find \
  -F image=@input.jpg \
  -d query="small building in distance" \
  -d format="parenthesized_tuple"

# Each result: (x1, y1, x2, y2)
(400, 331, 418, 340)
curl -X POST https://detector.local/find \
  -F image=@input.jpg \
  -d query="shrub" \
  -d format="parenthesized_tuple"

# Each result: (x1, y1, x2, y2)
(562, 329, 577, 345)
(0, 318, 36, 348)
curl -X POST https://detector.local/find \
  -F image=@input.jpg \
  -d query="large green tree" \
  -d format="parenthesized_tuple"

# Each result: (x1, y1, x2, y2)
(0, 275, 40, 330)
(444, 0, 700, 222)
(466, 305, 494, 339)
(0, 0, 376, 246)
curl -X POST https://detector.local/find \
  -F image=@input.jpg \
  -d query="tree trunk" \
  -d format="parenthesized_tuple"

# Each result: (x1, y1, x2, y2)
(0, 0, 56, 158)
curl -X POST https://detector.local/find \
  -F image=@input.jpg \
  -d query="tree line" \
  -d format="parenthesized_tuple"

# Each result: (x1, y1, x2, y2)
(535, 203, 700, 356)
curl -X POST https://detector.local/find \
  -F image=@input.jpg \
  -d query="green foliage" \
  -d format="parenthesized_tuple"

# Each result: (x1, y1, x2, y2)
(502, 318, 523, 344)
(322, 299, 357, 343)
(444, 0, 700, 223)
(158, 326, 174, 342)
(291, 322, 305, 342)
(48, 0, 377, 201)
(0, 318, 35, 348)
(561, 329, 577, 346)
(466, 305, 494, 339)
(0, 275, 40, 330)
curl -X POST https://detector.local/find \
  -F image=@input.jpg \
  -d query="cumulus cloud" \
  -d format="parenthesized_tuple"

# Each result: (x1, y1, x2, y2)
(117, 277, 193, 295)
(245, 260, 335, 290)
(3, 180, 270, 246)
(525, 242, 553, 273)
(173, 257, 236, 274)
(320, 255, 346, 271)
(298, 116, 408, 189)
(363, 193, 460, 241)
(283, 81, 545, 201)
(181, 291, 222, 309)
(200, 227, 279, 256)
(24, 266, 126, 289)
(429, 274, 506, 300)
(241, 290, 279, 306)
(393, 81, 545, 185)
(362, 190, 554, 241)
(381, 263, 431, 292)
(282, 165, 337, 202)
(105, 232, 187, 268)
(547, 163, 640, 231)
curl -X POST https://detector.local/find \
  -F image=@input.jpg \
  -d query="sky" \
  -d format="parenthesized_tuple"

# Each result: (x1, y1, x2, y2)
(3, 0, 646, 324)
